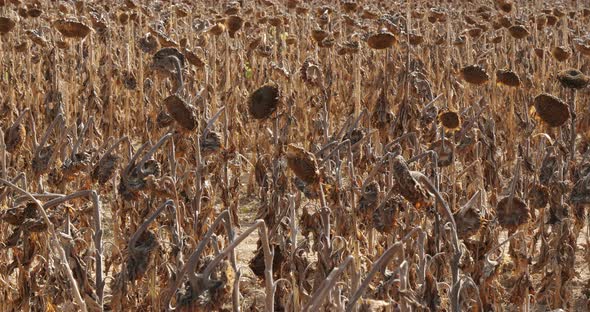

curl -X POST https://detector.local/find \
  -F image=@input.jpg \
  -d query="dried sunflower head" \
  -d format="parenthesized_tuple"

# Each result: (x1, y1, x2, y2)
(552, 46, 571, 62)
(248, 84, 281, 120)
(53, 19, 92, 38)
(286, 144, 320, 185)
(461, 64, 489, 85)
(557, 69, 589, 89)
(164, 95, 198, 131)
(151, 47, 185, 75)
(342, 1, 358, 13)
(91, 153, 119, 184)
(138, 33, 158, 53)
(546, 14, 558, 26)
(300, 58, 322, 86)
(533, 93, 569, 127)
(184, 48, 206, 68)
(496, 196, 530, 230)
(225, 15, 243, 37)
(0, 17, 16, 34)
(496, 69, 521, 87)
(508, 25, 529, 39)
(311, 28, 329, 43)
(367, 30, 396, 49)
(496, 0, 513, 13)
(438, 111, 461, 130)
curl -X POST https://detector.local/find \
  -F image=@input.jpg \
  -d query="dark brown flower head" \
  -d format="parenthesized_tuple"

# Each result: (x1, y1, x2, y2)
(0, 17, 16, 34)
(122, 71, 137, 90)
(496, 69, 521, 87)
(466, 28, 482, 38)
(226, 15, 243, 37)
(508, 25, 529, 39)
(343, 129, 364, 145)
(546, 14, 558, 26)
(557, 69, 589, 89)
(496, 196, 530, 230)
(533, 93, 569, 127)
(61, 152, 91, 181)
(18, 8, 28, 19)
(496, 0, 513, 13)
(164, 95, 198, 131)
(461, 64, 489, 85)
(138, 33, 158, 53)
(552, 46, 571, 62)
(268, 16, 283, 27)
(367, 30, 396, 49)
(92, 153, 120, 185)
(311, 28, 329, 43)
(248, 84, 281, 120)
(151, 47, 185, 75)
(341, 1, 358, 13)
(438, 111, 461, 130)
(184, 48, 205, 68)
(15, 41, 27, 52)
(491, 35, 503, 44)
(27, 8, 43, 18)
(409, 32, 425, 45)
(286, 144, 320, 185)
(361, 8, 380, 20)
(53, 19, 92, 38)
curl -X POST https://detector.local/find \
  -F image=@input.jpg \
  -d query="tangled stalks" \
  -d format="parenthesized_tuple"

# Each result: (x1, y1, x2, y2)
(1, 0, 590, 311)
